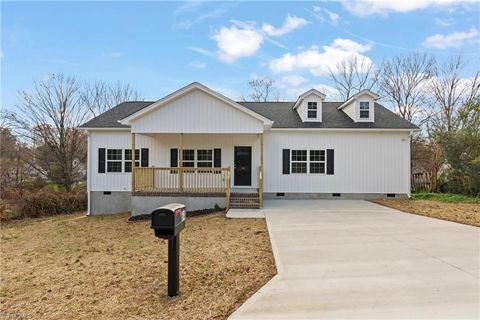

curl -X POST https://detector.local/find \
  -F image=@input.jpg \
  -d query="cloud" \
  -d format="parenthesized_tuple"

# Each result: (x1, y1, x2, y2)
(312, 6, 340, 25)
(261, 15, 309, 37)
(187, 46, 215, 57)
(280, 75, 307, 87)
(212, 22, 264, 63)
(341, 0, 477, 17)
(422, 27, 479, 49)
(176, 7, 227, 29)
(212, 15, 309, 63)
(188, 61, 206, 69)
(435, 17, 454, 27)
(269, 38, 372, 76)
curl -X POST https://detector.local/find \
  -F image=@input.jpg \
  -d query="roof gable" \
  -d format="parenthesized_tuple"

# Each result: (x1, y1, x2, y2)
(119, 82, 273, 126)
(293, 88, 326, 110)
(337, 89, 380, 110)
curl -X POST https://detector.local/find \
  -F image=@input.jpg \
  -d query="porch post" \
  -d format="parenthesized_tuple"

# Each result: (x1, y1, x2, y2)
(259, 133, 264, 208)
(179, 133, 184, 192)
(131, 132, 136, 192)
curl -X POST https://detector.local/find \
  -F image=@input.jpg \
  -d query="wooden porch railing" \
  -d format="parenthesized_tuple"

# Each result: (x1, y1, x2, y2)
(133, 167, 231, 194)
(258, 165, 263, 208)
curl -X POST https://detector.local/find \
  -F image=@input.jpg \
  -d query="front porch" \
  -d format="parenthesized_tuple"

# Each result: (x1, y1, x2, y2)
(130, 133, 264, 210)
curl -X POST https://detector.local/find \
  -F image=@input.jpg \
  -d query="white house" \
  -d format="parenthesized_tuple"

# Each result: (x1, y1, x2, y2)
(79, 82, 419, 215)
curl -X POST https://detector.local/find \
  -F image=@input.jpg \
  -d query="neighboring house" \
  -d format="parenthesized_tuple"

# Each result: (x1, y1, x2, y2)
(79, 82, 419, 215)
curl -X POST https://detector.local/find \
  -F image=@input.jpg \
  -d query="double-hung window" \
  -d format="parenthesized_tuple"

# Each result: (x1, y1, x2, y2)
(107, 149, 122, 172)
(291, 150, 307, 173)
(182, 149, 195, 167)
(307, 102, 317, 119)
(359, 101, 370, 119)
(197, 149, 213, 167)
(124, 149, 140, 172)
(309, 150, 326, 174)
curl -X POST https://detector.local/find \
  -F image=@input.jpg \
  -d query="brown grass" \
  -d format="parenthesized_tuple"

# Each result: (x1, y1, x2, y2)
(373, 199, 480, 227)
(0, 212, 276, 320)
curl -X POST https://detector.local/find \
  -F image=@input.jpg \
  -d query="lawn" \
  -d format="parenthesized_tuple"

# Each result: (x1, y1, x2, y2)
(0, 212, 276, 320)
(373, 193, 480, 227)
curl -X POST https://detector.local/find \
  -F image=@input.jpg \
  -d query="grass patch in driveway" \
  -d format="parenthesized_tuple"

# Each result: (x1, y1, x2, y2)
(373, 193, 480, 227)
(0, 212, 276, 320)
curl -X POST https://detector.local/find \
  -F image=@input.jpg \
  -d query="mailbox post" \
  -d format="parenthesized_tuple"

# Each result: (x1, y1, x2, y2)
(151, 203, 186, 297)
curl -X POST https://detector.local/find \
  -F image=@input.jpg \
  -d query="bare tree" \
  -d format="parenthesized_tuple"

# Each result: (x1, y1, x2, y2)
(428, 55, 480, 133)
(243, 76, 281, 102)
(329, 56, 380, 100)
(81, 81, 142, 117)
(13, 74, 89, 191)
(379, 52, 435, 123)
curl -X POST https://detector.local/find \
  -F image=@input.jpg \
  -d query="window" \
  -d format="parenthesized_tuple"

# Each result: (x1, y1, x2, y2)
(107, 149, 122, 172)
(360, 101, 370, 119)
(307, 101, 317, 119)
(182, 149, 195, 167)
(291, 150, 307, 173)
(124, 149, 140, 172)
(197, 149, 213, 167)
(310, 150, 326, 174)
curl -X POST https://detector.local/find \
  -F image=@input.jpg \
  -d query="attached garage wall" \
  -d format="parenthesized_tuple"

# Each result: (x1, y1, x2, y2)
(263, 130, 411, 195)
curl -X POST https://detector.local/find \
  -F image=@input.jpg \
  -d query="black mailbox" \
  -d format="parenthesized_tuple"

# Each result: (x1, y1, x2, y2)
(150, 203, 186, 297)
(151, 203, 186, 239)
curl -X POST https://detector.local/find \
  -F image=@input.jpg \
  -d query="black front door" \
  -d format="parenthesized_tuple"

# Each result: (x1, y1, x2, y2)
(234, 146, 252, 186)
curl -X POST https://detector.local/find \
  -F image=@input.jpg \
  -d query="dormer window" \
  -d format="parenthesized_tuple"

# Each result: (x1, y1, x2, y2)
(307, 102, 317, 119)
(359, 102, 370, 119)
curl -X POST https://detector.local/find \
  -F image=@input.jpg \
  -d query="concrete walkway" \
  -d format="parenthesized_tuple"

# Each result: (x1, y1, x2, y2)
(230, 200, 480, 319)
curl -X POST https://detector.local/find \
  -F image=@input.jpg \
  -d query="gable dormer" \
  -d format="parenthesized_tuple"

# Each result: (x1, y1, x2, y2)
(337, 90, 379, 123)
(293, 89, 326, 123)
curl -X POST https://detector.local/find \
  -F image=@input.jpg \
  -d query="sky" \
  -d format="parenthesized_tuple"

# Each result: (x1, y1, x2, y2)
(2, 0, 480, 111)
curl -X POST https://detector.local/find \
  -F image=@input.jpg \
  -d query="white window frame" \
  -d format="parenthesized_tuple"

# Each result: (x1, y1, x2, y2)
(106, 149, 123, 173)
(124, 149, 141, 173)
(182, 148, 214, 168)
(307, 101, 318, 119)
(309, 150, 326, 174)
(291, 150, 308, 174)
(359, 101, 370, 119)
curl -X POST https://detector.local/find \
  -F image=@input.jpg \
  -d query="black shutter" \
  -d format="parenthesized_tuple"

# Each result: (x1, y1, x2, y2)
(214, 148, 221, 168)
(98, 148, 106, 173)
(170, 148, 178, 167)
(282, 149, 290, 174)
(327, 149, 334, 175)
(141, 148, 149, 167)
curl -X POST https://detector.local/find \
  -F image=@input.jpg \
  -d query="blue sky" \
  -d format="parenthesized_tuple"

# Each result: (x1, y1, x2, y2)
(2, 1, 479, 110)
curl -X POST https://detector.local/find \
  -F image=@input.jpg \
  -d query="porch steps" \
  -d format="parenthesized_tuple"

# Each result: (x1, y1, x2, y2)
(229, 193, 260, 209)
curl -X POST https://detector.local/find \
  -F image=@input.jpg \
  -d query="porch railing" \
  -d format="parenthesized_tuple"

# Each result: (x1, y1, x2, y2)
(133, 167, 231, 194)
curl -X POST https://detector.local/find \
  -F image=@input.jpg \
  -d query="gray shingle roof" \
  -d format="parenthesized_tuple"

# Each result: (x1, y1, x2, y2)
(79, 101, 155, 128)
(239, 102, 419, 129)
(79, 100, 418, 130)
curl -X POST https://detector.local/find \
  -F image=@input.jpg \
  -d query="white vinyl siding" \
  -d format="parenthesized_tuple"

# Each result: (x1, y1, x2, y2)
(264, 130, 410, 194)
(130, 89, 264, 134)
(89, 131, 260, 191)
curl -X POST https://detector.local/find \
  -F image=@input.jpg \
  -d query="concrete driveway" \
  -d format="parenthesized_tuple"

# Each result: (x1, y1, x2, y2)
(230, 200, 480, 319)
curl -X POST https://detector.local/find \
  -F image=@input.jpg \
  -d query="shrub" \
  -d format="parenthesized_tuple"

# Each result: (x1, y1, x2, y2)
(0, 187, 87, 220)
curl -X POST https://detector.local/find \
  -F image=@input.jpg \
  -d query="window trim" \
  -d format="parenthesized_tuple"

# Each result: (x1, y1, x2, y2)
(291, 150, 308, 174)
(124, 149, 141, 173)
(106, 149, 123, 173)
(359, 101, 370, 120)
(290, 149, 327, 175)
(306, 101, 318, 119)
(309, 150, 326, 174)
(181, 148, 214, 168)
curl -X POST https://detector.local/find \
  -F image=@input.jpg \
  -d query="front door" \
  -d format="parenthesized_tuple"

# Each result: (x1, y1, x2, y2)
(234, 146, 252, 186)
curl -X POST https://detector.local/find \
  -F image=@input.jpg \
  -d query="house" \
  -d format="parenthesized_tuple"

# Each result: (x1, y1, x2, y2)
(79, 82, 419, 215)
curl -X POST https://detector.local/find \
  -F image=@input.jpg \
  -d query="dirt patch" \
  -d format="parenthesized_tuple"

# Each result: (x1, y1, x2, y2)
(0, 212, 276, 320)
(373, 199, 480, 227)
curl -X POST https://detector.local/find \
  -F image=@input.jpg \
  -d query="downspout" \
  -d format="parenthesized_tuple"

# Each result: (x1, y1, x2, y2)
(86, 133, 91, 216)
